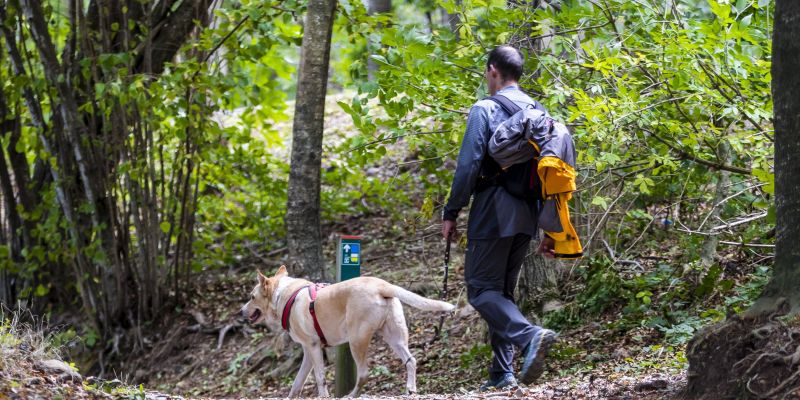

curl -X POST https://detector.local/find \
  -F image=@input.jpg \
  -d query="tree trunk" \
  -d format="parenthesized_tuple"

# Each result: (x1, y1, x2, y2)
(286, 0, 337, 280)
(748, 0, 800, 314)
(517, 243, 559, 317)
(366, 0, 391, 81)
(685, 2, 800, 399)
(440, 2, 461, 41)
(699, 141, 731, 267)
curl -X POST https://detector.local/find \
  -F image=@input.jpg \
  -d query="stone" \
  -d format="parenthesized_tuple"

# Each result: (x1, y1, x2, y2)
(36, 359, 81, 381)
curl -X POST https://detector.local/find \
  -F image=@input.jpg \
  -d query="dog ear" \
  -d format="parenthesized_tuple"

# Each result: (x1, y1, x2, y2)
(257, 270, 267, 286)
(275, 265, 288, 278)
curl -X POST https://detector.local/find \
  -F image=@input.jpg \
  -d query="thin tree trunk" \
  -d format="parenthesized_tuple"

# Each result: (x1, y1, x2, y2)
(286, 0, 338, 280)
(366, 0, 391, 81)
(440, 3, 461, 41)
(0, 86, 22, 306)
(699, 141, 731, 267)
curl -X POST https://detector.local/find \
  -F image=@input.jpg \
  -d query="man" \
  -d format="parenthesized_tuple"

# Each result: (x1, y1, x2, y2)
(441, 45, 557, 391)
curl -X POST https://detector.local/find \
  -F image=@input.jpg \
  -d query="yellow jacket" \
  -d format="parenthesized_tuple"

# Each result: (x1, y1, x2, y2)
(537, 153, 583, 259)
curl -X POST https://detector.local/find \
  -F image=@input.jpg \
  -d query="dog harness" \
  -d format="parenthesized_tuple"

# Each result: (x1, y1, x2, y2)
(281, 283, 329, 347)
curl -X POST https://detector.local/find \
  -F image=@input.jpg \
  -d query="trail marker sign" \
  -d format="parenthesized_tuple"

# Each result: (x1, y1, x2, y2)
(336, 235, 361, 281)
(335, 234, 361, 397)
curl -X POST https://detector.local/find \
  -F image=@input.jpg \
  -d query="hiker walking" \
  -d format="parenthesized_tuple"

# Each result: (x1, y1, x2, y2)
(441, 45, 582, 391)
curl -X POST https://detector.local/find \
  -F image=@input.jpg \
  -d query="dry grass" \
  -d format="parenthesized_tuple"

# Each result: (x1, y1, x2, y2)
(0, 308, 62, 373)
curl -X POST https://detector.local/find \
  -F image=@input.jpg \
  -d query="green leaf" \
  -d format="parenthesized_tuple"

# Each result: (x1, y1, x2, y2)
(591, 196, 609, 210)
(708, 0, 732, 22)
(35, 284, 49, 297)
(160, 221, 171, 234)
(752, 168, 774, 194)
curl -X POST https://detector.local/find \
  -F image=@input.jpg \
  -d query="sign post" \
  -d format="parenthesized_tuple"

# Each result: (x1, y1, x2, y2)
(334, 235, 360, 397)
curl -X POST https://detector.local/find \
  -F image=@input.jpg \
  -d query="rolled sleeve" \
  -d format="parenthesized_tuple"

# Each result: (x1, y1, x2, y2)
(443, 105, 490, 221)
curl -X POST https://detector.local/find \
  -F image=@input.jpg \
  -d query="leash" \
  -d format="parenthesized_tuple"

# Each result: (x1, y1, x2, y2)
(431, 233, 452, 343)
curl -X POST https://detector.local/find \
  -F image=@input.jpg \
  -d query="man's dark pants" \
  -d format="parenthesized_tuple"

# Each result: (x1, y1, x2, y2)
(465, 233, 540, 378)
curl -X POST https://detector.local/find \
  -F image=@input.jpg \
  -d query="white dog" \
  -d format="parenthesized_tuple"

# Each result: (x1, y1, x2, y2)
(241, 266, 455, 397)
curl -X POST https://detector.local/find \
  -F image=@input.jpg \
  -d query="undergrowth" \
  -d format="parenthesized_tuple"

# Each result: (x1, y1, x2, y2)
(0, 310, 62, 372)
(544, 254, 772, 347)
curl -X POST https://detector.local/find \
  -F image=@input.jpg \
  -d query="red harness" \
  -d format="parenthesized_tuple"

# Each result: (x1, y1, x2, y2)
(280, 283, 329, 347)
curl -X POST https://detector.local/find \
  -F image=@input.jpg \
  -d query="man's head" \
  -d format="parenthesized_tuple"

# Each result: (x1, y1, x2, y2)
(485, 45, 524, 95)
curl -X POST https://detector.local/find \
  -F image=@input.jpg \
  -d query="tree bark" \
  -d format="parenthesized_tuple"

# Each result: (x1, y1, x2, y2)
(517, 244, 559, 317)
(286, 0, 338, 280)
(747, 0, 800, 315)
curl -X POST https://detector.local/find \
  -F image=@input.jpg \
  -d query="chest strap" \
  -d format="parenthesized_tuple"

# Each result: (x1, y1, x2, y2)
(281, 283, 329, 347)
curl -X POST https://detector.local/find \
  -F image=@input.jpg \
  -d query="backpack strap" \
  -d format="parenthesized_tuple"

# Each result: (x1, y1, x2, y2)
(487, 94, 522, 116)
(487, 94, 546, 116)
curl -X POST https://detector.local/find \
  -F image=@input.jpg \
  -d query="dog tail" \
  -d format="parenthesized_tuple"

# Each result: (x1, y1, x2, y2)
(386, 285, 455, 312)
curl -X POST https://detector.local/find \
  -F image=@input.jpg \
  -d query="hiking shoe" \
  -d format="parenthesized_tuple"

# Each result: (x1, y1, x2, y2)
(519, 328, 557, 384)
(479, 372, 518, 392)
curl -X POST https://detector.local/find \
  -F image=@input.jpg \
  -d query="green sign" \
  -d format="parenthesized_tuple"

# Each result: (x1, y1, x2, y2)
(337, 236, 361, 282)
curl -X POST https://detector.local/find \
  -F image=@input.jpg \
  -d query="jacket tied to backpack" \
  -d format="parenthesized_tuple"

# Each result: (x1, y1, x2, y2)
(489, 104, 583, 259)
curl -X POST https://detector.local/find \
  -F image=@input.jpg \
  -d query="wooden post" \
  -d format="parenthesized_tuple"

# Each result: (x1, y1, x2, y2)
(334, 235, 360, 397)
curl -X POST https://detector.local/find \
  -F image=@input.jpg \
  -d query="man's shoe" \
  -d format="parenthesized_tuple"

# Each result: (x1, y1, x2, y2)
(479, 372, 518, 392)
(518, 328, 557, 385)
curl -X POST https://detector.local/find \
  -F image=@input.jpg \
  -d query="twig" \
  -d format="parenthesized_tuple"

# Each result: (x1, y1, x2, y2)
(347, 130, 449, 153)
(512, 21, 612, 42)
(419, 101, 469, 115)
(267, 247, 287, 257)
(718, 240, 774, 249)
(217, 324, 235, 349)
(709, 211, 768, 232)
(642, 128, 751, 175)
(698, 182, 767, 231)
(601, 239, 642, 271)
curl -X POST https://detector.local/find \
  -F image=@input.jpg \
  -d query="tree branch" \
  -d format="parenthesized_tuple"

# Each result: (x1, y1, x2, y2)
(642, 128, 752, 175)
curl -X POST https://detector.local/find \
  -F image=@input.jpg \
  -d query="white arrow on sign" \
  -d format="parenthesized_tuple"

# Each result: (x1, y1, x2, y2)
(343, 244, 351, 251)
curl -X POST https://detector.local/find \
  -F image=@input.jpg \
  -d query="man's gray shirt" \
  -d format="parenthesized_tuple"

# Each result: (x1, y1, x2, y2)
(443, 85, 543, 239)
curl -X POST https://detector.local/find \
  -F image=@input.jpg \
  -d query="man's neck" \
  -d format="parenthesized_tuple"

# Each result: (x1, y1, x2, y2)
(491, 81, 518, 95)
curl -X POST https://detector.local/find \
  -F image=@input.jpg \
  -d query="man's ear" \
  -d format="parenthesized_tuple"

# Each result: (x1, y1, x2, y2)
(257, 270, 267, 286)
(275, 265, 288, 278)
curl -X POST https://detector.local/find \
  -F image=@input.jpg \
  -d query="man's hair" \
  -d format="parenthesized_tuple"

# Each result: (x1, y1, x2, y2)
(487, 45, 524, 82)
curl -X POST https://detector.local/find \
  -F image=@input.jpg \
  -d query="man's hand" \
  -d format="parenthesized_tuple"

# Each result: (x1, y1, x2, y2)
(442, 220, 458, 242)
(537, 236, 555, 258)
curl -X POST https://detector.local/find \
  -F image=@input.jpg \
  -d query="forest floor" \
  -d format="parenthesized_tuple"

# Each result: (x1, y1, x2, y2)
(0, 93, 750, 399)
(2, 233, 688, 399)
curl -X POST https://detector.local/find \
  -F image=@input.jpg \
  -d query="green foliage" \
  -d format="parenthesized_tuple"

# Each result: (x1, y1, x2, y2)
(460, 343, 493, 370)
(0, 0, 777, 352)
(545, 255, 773, 346)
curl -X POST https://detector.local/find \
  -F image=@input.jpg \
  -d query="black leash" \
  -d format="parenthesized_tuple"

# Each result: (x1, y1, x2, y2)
(431, 234, 451, 343)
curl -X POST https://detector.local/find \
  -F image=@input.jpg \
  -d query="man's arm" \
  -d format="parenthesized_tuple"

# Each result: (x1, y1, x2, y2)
(442, 105, 490, 228)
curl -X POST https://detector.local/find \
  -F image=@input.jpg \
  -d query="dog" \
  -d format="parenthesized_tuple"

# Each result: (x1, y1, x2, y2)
(240, 265, 455, 397)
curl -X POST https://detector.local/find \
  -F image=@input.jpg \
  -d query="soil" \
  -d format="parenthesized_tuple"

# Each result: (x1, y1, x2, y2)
(686, 309, 800, 400)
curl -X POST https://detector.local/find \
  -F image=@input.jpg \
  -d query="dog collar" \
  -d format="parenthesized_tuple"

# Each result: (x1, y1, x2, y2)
(281, 283, 329, 347)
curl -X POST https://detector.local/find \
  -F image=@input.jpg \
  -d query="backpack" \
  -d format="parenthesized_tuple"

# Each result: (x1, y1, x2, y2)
(476, 94, 548, 201)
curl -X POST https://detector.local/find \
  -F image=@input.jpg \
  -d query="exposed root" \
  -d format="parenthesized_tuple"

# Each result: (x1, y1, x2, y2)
(761, 369, 800, 399)
(686, 312, 800, 400)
